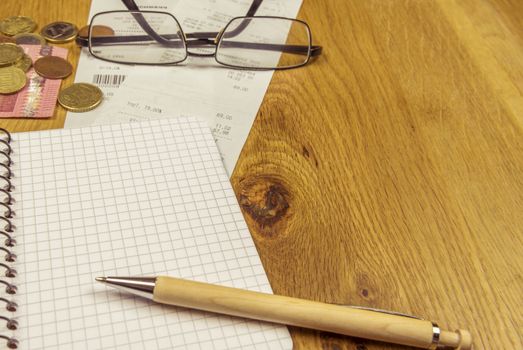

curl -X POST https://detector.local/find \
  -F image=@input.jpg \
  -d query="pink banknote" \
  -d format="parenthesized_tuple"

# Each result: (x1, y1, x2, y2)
(0, 45, 68, 118)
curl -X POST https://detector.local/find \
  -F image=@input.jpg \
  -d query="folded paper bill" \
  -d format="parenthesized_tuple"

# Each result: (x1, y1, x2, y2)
(0, 45, 67, 118)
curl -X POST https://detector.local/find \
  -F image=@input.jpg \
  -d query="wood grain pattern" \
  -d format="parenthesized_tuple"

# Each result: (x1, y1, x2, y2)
(1, 1, 522, 349)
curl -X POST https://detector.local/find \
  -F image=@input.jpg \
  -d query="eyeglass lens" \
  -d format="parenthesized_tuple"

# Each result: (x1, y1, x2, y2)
(90, 11, 187, 65)
(217, 17, 311, 69)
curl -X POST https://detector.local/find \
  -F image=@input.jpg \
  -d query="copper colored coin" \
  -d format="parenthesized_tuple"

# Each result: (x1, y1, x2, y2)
(33, 56, 73, 79)
(0, 34, 15, 44)
(78, 25, 115, 38)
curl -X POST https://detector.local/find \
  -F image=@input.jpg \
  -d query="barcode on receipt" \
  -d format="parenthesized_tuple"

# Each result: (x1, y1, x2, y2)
(92, 74, 126, 87)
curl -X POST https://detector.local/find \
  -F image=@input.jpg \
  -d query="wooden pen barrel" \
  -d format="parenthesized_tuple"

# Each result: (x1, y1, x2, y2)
(154, 276, 472, 349)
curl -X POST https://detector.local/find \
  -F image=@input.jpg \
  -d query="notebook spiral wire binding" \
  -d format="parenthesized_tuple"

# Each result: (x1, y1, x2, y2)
(0, 129, 19, 349)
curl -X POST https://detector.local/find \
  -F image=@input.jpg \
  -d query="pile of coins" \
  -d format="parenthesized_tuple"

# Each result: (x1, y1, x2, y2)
(0, 15, 103, 112)
(0, 43, 32, 94)
(0, 16, 80, 44)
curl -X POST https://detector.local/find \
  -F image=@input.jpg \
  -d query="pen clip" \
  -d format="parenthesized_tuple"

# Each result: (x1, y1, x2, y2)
(341, 305, 443, 349)
(340, 305, 423, 320)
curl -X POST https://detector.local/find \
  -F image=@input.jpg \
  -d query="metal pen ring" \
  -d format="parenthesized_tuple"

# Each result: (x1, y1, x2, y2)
(0, 316, 17, 330)
(0, 231, 15, 247)
(0, 280, 16, 294)
(0, 297, 17, 312)
(0, 203, 13, 218)
(0, 217, 13, 232)
(0, 140, 11, 155)
(0, 176, 13, 192)
(0, 151, 11, 167)
(0, 335, 18, 349)
(0, 247, 15, 262)
(0, 263, 16, 278)
(0, 128, 11, 143)
(428, 322, 441, 349)
(0, 189, 13, 205)
(0, 164, 11, 179)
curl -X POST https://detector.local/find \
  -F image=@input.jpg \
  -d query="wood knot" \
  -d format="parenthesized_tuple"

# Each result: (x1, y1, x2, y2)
(320, 332, 343, 350)
(238, 176, 291, 238)
(355, 274, 379, 302)
(302, 145, 319, 167)
(302, 146, 310, 158)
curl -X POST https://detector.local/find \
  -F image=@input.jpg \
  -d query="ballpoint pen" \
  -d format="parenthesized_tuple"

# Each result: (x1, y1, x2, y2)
(96, 276, 472, 349)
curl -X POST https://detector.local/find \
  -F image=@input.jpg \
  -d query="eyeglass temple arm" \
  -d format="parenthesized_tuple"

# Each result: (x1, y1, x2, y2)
(122, 0, 210, 45)
(217, 40, 323, 57)
(121, 0, 263, 16)
(121, 0, 139, 10)
(185, 38, 322, 57)
(119, 0, 175, 46)
(121, 0, 262, 40)
(226, 0, 266, 38)
(80, 34, 322, 57)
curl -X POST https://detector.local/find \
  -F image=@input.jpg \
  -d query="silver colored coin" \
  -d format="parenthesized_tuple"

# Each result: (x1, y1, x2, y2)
(13, 33, 46, 45)
(40, 21, 78, 43)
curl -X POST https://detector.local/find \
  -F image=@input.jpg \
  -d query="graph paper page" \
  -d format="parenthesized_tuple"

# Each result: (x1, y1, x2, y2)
(9, 118, 292, 349)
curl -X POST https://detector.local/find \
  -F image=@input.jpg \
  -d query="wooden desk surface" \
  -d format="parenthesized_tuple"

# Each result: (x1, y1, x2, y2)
(1, 1, 522, 349)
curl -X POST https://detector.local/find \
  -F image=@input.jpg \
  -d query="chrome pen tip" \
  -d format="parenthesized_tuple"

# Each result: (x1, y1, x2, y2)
(95, 277, 107, 283)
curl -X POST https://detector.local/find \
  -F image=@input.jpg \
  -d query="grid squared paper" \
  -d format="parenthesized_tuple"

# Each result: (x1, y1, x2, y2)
(7, 118, 292, 350)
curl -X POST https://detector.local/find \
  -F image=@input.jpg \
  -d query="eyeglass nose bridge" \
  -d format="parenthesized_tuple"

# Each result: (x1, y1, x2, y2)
(185, 27, 228, 57)
(186, 36, 219, 57)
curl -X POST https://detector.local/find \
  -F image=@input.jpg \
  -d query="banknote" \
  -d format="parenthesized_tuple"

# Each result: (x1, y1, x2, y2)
(0, 45, 68, 118)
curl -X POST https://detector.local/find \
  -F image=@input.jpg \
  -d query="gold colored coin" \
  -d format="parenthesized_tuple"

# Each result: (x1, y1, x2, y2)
(0, 43, 24, 67)
(58, 83, 103, 112)
(13, 32, 46, 45)
(40, 22, 78, 44)
(0, 66, 27, 94)
(13, 54, 32, 72)
(0, 16, 37, 36)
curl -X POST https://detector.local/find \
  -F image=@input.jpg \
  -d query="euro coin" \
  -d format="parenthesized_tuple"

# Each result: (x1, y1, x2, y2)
(14, 54, 32, 72)
(40, 22, 78, 43)
(0, 66, 27, 94)
(13, 33, 46, 45)
(34, 56, 73, 79)
(58, 83, 103, 112)
(0, 16, 37, 36)
(78, 25, 115, 38)
(0, 43, 24, 67)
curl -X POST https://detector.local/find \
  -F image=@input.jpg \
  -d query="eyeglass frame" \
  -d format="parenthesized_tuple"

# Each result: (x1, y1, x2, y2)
(76, 10, 323, 70)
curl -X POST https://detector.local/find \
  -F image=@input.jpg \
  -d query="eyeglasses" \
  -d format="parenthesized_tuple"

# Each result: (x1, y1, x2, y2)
(75, 10, 323, 70)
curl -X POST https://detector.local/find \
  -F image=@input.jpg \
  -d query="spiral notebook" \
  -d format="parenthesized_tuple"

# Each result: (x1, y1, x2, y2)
(0, 118, 292, 349)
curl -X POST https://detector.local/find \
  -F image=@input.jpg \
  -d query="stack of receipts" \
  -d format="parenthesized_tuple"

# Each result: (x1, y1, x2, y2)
(66, 0, 303, 175)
